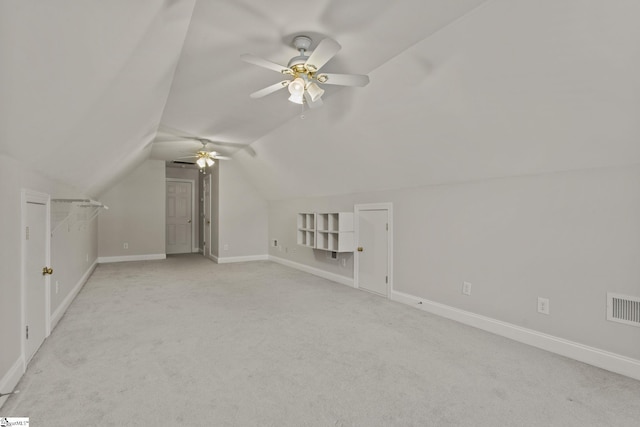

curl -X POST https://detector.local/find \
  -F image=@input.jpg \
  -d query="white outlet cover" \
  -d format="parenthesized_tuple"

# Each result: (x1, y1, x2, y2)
(537, 297, 550, 315)
(462, 281, 472, 295)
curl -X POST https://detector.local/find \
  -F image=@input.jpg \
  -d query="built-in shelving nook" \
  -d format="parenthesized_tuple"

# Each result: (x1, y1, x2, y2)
(51, 198, 109, 235)
(297, 212, 354, 252)
(296, 212, 316, 248)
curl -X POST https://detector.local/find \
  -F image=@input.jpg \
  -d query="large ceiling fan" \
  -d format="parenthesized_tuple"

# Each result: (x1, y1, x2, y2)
(241, 35, 370, 108)
(178, 140, 230, 168)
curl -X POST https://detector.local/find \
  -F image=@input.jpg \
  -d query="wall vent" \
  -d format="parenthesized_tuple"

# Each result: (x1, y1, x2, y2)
(607, 293, 640, 327)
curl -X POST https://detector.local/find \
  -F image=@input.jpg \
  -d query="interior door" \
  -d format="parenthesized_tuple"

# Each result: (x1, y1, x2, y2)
(166, 181, 192, 254)
(357, 209, 389, 296)
(25, 200, 48, 363)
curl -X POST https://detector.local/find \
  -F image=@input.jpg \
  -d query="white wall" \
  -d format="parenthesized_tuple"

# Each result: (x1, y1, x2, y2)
(50, 208, 98, 322)
(98, 160, 166, 260)
(268, 164, 640, 362)
(216, 161, 268, 261)
(0, 154, 98, 407)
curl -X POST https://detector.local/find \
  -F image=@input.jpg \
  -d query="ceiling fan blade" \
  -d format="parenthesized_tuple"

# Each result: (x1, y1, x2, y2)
(212, 155, 231, 160)
(240, 53, 289, 74)
(249, 81, 289, 99)
(154, 132, 250, 149)
(303, 91, 324, 109)
(305, 38, 341, 72)
(318, 73, 369, 87)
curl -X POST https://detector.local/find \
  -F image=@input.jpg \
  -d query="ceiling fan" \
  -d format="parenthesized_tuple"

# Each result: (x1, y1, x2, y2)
(241, 35, 370, 108)
(178, 140, 230, 168)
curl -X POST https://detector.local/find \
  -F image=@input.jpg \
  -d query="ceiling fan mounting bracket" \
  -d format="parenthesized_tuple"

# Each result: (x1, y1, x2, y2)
(292, 35, 312, 52)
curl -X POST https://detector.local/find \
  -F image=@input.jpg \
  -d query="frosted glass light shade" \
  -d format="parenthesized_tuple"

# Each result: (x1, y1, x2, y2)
(306, 82, 324, 102)
(288, 93, 304, 104)
(288, 78, 305, 96)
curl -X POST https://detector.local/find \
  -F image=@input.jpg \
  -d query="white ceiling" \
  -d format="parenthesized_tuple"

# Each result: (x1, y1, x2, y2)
(2, 1, 639, 199)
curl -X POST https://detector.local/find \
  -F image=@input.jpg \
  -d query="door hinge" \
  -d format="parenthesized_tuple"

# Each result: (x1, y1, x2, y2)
(386, 223, 388, 231)
(25, 226, 30, 240)
(26, 325, 29, 339)
(385, 276, 388, 284)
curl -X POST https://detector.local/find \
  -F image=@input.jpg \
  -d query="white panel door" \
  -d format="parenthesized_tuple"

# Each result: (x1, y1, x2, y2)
(166, 181, 192, 254)
(357, 209, 389, 296)
(25, 201, 48, 363)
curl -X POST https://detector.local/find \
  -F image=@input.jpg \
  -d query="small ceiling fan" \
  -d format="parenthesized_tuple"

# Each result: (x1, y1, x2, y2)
(178, 141, 230, 168)
(241, 35, 370, 108)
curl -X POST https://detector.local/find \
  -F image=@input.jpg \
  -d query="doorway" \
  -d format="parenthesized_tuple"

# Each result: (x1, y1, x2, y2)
(354, 203, 393, 298)
(22, 190, 51, 365)
(166, 179, 195, 254)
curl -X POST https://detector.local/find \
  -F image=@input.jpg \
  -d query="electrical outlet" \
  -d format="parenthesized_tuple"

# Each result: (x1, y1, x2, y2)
(273, 239, 278, 247)
(462, 281, 472, 296)
(123, 242, 128, 249)
(537, 297, 550, 315)
(341, 258, 346, 267)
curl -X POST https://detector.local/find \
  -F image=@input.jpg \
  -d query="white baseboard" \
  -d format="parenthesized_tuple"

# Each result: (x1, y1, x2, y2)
(97, 254, 166, 263)
(392, 290, 640, 381)
(269, 255, 354, 288)
(0, 357, 24, 410)
(50, 261, 97, 331)
(217, 254, 269, 264)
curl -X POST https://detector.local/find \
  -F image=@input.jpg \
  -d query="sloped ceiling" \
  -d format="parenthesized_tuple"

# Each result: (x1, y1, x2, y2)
(232, 0, 640, 199)
(2, 1, 639, 200)
(0, 0, 197, 197)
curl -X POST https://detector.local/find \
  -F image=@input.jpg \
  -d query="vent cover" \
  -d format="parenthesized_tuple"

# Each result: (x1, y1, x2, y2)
(607, 293, 640, 327)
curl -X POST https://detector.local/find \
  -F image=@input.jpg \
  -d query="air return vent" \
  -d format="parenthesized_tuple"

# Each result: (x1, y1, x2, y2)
(607, 293, 640, 327)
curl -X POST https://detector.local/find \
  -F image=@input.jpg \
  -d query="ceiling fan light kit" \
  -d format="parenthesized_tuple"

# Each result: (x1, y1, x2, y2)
(195, 153, 215, 168)
(241, 35, 369, 108)
(175, 140, 230, 169)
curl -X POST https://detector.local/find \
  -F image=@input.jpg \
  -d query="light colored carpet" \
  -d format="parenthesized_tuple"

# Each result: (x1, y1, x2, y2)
(2, 254, 640, 426)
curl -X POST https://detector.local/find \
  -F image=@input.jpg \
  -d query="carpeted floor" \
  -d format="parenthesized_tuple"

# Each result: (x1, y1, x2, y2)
(2, 254, 640, 426)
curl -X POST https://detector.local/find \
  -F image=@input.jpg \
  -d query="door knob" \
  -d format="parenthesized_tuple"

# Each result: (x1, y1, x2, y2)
(42, 267, 53, 276)
(357, 247, 364, 252)
(187, 219, 192, 223)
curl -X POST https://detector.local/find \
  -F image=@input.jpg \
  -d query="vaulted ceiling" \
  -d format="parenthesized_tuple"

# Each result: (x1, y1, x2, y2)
(2, 1, 639, 199)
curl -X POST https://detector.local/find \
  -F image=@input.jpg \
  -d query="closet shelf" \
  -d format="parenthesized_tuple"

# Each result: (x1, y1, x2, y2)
(51, 199, 108, 235)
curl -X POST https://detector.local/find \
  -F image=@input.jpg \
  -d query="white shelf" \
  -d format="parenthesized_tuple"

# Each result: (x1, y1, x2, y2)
(296, 213, 316, 247)
(298, 212, 354, 252)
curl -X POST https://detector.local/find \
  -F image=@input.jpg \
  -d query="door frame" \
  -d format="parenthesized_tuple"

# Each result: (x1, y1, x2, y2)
(165, 178, 197, 253)
(354, 203, 394, 298)
(21, 189, 51, 369)
(203, 173, 213, 259)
